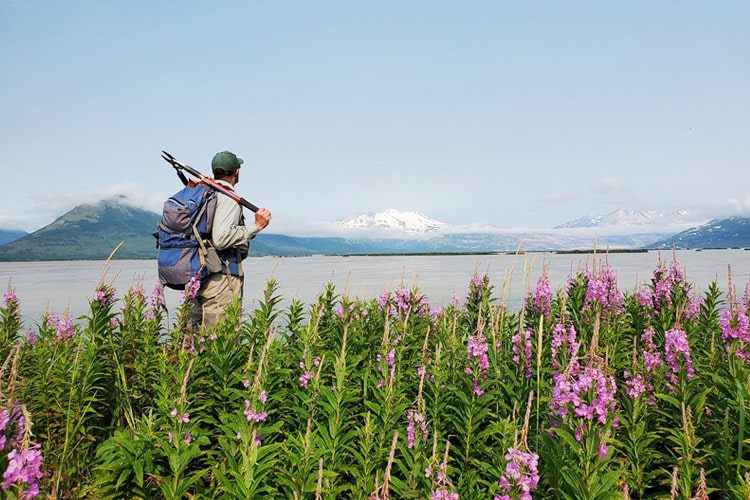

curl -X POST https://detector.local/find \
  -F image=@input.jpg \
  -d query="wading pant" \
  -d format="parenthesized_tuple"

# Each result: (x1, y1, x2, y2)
(187, 274, 243, 330)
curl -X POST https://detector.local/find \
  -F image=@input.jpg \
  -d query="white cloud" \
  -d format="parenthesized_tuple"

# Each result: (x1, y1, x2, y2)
(0, 183, 164, 232)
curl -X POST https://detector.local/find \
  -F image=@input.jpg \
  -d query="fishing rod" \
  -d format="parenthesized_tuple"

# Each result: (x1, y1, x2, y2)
(161, 150, 259, 213)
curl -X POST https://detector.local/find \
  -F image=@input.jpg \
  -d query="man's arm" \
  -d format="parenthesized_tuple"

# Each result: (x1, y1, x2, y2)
(212, 197, 255, 251)
(211, 198, 272, 251)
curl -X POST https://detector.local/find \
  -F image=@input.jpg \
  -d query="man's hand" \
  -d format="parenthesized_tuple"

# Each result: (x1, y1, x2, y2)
(254, 208, 272, 232)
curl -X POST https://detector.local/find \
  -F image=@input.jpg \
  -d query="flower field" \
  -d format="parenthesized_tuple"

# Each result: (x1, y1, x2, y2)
(1, 257, 750, 498)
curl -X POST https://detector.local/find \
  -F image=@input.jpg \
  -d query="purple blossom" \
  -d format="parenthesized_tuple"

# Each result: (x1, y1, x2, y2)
(431, 491, 459, 500)
(151, 283, 165, 308)
(49, 314, 75, 341)
(528, 274, 551, 319)
(298, 359, 317, 388)
(597, 442, 608, 458)
(258, 390, 267, 404)
(0, 408, 9, 432)
(641, 327, 664, 373)
(551, 365, 617, 429)
(664, 328, 695, 386)
(244, 400, 268, 423)
(184, 431, 192, 446)
(584, 265, 623, 315)
(95, 285, 115, 307)
(624, 371, 649, 399)
(26, 330, 36, 344)
(466, 331, 490, 395)
(3, 288, 17, 308)
(634, 286, 654, 309)
(377, 291, 390, 311)
(720, 308, 750, 362)
(110, 317, 119, 328)
(183, 275, 201, 301)
(512, 329, 533, 379)
(1, 444, 43, 494)
(684, 295, 703, 320)
(406, 410, 428, 448)
(551, 323, 578, 370)
(496, 445, 540, 498)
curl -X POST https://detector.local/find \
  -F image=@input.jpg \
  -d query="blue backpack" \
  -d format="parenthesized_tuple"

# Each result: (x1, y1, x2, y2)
(156, 184, 219, 290)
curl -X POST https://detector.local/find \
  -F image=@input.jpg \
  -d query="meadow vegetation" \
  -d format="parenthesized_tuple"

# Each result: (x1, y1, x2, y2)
(1, 256, 749, 498)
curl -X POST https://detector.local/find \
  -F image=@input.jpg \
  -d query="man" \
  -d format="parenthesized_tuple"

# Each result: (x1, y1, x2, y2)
(188, 150, 272, 328)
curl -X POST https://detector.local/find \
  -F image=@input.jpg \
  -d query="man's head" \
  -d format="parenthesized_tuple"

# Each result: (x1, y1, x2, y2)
(211, 151, 244, 185)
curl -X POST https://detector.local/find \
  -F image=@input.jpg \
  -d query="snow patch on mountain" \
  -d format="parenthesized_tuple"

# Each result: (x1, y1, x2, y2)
(555, 208, 705, 229)
(338, 210, 450, 234)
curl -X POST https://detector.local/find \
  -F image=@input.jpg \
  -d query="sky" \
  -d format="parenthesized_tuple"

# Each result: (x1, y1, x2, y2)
(1, 1, 749, 234)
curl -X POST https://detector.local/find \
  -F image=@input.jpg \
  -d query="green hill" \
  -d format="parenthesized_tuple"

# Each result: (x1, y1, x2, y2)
(0, 229, 27, 245)
(0, 197, 160, 261)
(650, 216, 750, 249)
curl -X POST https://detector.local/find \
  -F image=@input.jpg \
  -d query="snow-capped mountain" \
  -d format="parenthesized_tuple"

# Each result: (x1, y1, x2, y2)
(555, 208, 702, 229)
(338, 210, 449, 234)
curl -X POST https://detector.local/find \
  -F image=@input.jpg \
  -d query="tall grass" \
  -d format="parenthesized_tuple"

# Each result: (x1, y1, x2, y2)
(0, 257, 749, 498)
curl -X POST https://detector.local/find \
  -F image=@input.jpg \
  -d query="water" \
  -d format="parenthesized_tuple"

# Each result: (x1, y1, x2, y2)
(1, 250, 749, 323)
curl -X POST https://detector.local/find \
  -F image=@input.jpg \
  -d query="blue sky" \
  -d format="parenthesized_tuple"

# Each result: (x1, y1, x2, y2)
(1, 1, 748, 233)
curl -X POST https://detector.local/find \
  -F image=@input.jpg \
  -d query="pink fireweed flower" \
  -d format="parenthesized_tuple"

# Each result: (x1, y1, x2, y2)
(624, 371, 649, 399)
(258, 390, 267, 404)
(584, 265, 623, 315)
(495, 445, 540, 498)
(299, 370, 315, 388)
(664, 328, 695, 386)
(1, 444, 43, 494)
(242, 378, 250, 388)
(466, 330, 490, 395)
(150, 283, 165, 308)
(684, 295, 703, 320)
(95, 285, 115, 307)
(377, 291, 390, 311)
(551, 323, 578, 370)
(431, 491, 459, 500)
(467, 272, 491, 302)
(406, 410, 428, 448)
(184, 431, 192, 446)
(597, 442, 608, 458)
(244, 400, 268, 423)
(298, 359, 319, 388)
(0, 408, 9, 432)
(2, 288, 17, 307)
(110, 317, 119, 328)
(450, 293, 460, 307)
(634, 286, 654, 309)
(26, 330, 37, 344)
(551, 365, 617, 427)
(527, 274, 552, 320)
(512, 329, 533, 379)
(720, 308, 750, 362)
(182, 276, 201, 301)
(641, 327, 664, 373)
(49, 314, 75, 341)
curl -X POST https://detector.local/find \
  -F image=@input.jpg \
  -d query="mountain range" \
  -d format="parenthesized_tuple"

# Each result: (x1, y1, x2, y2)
(0, 200, 748, 261)
(554, 208, 704, 229)
(651, 217, 750, 249)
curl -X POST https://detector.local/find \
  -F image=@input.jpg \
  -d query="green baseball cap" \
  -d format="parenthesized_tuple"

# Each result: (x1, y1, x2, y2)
(211, 151, 244, 175)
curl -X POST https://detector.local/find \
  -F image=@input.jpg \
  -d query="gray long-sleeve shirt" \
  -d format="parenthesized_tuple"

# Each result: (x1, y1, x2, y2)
(211, 179, 258, 251)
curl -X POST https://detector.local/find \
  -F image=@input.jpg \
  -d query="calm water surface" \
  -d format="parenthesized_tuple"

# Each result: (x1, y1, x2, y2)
(1, 250, 748, 322)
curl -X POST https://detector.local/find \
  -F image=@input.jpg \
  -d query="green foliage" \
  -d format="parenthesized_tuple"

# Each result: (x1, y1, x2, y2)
(1, 259, 749, 498)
